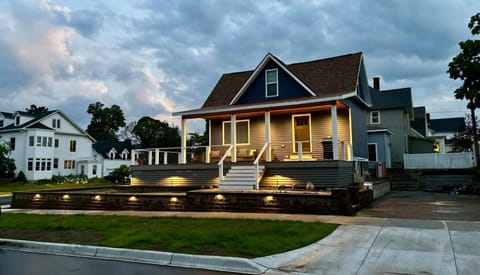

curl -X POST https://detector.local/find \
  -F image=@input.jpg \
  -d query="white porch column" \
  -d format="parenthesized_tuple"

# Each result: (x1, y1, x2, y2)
(265, 111, 271, 162)
(230, 114, 237, 163)
(155, 149, 160, 165)
(331, 104, 339, 160)
(148, 150, 153, 165)
(206, 120, 211, 163)
(131, 150, 136, 165)
(180, 118, 187, 164)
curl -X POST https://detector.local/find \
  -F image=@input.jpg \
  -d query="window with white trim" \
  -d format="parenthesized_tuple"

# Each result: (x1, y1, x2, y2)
(222, 120, 250, 145)
(265, 69, 278, 97)
(370, 111, 380, 124)
(368, 143, 377, 161)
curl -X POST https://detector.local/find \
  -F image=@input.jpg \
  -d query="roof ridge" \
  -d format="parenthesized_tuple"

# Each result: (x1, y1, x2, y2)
(287, 52, 363, 66)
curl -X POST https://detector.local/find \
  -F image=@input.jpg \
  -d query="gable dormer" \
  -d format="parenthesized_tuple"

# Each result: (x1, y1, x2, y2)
(121, 149, 129, 160)
(108, 148, 117, 160)
(231, 54, 315, 105)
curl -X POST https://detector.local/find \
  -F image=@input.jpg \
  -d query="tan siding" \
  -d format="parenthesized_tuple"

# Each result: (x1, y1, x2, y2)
(270, 114, 292, 160)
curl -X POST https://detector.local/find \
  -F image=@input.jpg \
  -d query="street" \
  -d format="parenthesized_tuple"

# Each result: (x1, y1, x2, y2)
(0, 249, 236, 275)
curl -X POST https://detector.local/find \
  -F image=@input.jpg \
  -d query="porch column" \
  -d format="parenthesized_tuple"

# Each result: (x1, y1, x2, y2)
(206, 119, 211, 163)
(265, 111, 271, 162)
(230, 114, 237, 163)
(148, 150, 153, 165)
(180, 118, 187, 164)
(155, 149, 160, 165)
(331, 104, 339, 160)
(131, 150, 136, 165)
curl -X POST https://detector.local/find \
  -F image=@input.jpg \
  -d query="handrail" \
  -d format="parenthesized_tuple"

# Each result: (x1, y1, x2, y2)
(217, 145, 234, 181)
(253, 142, 269, 189)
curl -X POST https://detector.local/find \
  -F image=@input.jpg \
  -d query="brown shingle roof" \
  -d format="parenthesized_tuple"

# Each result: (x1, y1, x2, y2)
(201, 52, 362, 108)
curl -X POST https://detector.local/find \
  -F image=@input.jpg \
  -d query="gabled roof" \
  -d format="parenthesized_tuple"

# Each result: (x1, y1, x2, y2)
(174, 52, 365, 117)
(93, 140, 132, 159)
(369, 87, 413, 114)
(0, 112, 13, 119)
(429, 117, 465, 133)
(202, 52, 362, 108)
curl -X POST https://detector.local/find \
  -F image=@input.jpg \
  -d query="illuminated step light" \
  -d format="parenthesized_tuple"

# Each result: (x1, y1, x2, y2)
(93, 195, 102, 201)
(170, 197, 178, 203)
(33, 194, 42, 200)
(214, 194, 225, 202)
(128, 196, 138, 202)
(62, 194, 70, 200)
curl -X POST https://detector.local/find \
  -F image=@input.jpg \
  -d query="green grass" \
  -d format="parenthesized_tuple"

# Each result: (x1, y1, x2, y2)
(0, 180, 115, 196)
(0, 213, 338, 258)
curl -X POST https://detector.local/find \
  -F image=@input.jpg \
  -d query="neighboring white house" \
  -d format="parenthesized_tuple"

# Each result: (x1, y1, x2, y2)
(92, 140, 132, 177)
(0, 110, 99, 180)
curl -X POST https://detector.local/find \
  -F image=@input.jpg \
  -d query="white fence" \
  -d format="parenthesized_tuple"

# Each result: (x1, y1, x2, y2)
(403, 152, 475, 169)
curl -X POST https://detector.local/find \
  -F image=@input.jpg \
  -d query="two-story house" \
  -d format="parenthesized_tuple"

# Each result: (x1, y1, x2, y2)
(93, 140, 132, 177)
(0, 110, 98, 180)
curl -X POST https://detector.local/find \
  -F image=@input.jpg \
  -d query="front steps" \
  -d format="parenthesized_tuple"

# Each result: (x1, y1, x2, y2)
(219, 165, 266, 190)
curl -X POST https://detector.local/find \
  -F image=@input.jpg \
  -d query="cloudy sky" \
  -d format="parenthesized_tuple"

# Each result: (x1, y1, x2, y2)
(0, 0, 479, 133)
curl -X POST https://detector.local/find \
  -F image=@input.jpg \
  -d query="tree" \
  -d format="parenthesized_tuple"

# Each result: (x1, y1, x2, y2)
(132, 116, 180, 148)
(86, 102, 126, 141)
(451, 114, 475, 152)
(25, 104, 48, 114)
(0, 138, 16, 177)
(448, 12, 480, 168)
(117, 121, 140, 146)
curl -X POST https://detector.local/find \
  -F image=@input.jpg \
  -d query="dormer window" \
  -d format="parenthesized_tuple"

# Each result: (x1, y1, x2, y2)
(52, 119, 61, 129)
(265, 69, 278, 97)
(15, 116, 20, 125)
(0, 120, 3, 128)
(108, 149, 116, 160)
(121, 150, 129, 160)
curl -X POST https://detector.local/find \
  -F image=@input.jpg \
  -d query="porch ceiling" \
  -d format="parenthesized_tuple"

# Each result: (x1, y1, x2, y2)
(185, 100, 349, 120)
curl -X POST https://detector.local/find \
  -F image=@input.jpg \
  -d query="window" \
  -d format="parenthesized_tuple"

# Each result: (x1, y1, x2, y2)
(36, 136, 42, 147)
(52, 119, 61, 128)
(54, 139, 59, 148)
(41, 158, 46, 171)
(42, 137, 47, 147)
(368, 144, 378, 161)
(0, 120, 3, 127)
(222, 120, 250, 145)
(27, 158, 33, 171)
(64, 160, 75, 169)
(370, 111, 380, 124)
(29, 136, 34, 146)
(265, 69, 278, 97)
(35, 158, 41, 171)
(53, 158, 58, 169)
(15, 116, 20, 125)
(47, 159, 51, 171)
(92, 165, 97, 176)
(10, 137, 15, 150)
(70, 140, 76, 152)
(48, 137, 53, 147)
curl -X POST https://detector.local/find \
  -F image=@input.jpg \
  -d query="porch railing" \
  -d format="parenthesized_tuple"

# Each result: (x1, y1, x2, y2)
(218, 145, 234, 181)
(253, 142, 269, 189)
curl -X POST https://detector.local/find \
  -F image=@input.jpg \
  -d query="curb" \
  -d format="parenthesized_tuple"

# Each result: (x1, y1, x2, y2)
(0, 238, 268, 274)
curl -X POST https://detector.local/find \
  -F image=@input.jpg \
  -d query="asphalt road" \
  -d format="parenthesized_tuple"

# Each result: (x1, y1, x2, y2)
(0, 249, 235, 275)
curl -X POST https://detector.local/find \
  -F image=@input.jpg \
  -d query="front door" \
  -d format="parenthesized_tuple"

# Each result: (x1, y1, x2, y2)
(293, 114, 311, 152)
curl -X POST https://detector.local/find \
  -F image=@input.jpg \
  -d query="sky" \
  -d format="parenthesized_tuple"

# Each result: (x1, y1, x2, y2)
(0, 0, 479, 133)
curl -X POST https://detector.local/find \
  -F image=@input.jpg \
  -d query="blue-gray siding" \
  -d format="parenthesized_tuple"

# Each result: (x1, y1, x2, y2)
(342, 98, 368, 159)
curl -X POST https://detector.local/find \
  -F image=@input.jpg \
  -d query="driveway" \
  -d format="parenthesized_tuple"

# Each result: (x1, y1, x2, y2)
(357, 191, 480, 221)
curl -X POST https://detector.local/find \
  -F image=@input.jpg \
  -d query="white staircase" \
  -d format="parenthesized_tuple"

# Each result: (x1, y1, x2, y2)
(219, 165, 266, 190)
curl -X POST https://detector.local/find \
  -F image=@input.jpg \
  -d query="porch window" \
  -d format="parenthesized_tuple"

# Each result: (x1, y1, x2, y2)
(222, 120, 250, 145)
(370, 111, 380, 124)
(265, 69, 278, 97)
(368, 143, 377, 161)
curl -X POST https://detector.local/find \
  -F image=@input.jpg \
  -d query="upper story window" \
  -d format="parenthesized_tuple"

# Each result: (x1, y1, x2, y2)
(121, 151, 129, 160)
(54, 139, 59, 148)
(10, 137, 15, 151)
(370, 111, 381, 124)
(265, 69, 278, 97)
(52, 119, 61, 129)
(108, 149, 116, 160)
(15, 116, 20, 125)
(0, 120, 3, 128)
(70, 140, 76, 152)
(29, 136, 34, 146)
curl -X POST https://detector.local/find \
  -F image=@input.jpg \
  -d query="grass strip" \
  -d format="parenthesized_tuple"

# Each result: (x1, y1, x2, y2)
(0, 213, 337, 258)
(0, 182, 115, 196)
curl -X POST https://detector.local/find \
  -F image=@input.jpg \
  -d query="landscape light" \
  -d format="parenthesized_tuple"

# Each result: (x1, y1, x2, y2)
(170, 197, 178, 203)
(62, 194, 70, 200)
(93, 195, 102, 201)
(128, 196, 138, 202)
(214, 194, 225, 202)
(33, 194, 42, 200)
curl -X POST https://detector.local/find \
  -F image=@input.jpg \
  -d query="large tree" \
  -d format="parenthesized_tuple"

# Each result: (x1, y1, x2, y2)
(0, 138, 16, 177)
(86, 102, 126, 141)
(25, 104, 48, 114)
(133, 116, 180, 148)
(448, 12, 480, 168)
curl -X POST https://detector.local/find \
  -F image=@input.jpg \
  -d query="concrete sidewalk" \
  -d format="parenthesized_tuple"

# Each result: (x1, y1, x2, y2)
(2, 208, 480, 274)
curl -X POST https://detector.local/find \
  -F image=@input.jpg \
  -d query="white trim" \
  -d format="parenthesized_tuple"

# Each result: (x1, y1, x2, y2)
(368, 143, 378, 162)
(265, 69, 279, 98)
(229, 53, 316, 105)
(367, 129, 392, 135)
(173, 91, 357, 117)
(331, 104, 339, 160)
(291, 114, 312, 153)
(370, 111, 381, 124)
(222, 119, 250, 146)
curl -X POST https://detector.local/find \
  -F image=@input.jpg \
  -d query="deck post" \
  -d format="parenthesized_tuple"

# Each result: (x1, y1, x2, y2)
(180, 118, 187, 164)
(164, 152, 168, 165)
(148, 150, 153, 165)
(155, 149, 160, 165)
(231, 114, 237, 163)
(131, 150, 136, 165)
(331, 104, 339, 160)
(206, 120, 211, 163)
(265, 111, 271, 162)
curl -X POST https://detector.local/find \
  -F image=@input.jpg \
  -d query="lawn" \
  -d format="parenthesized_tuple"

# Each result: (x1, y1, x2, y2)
(0, 213, 338, 258)
(0, 181, 116, 196)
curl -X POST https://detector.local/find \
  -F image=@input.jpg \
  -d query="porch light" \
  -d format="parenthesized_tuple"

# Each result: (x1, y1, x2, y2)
(62, 194, 70, 200)
(214, 194, 225, 202)
(128, 196, 138, 202)
(33, 194, 42, 200)
(170, 197, 178, 203)
(264, 195, 275, 202)
(93, 195, 102, 201)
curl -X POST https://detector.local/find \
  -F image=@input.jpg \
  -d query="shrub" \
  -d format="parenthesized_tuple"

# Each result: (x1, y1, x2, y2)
(14, 171, 27, 183)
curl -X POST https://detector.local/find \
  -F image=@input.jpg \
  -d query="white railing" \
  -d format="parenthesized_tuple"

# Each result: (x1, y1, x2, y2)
(253, 142, 269, 189)
(218, 145, 234, 181)
(404, 152, 475, 169)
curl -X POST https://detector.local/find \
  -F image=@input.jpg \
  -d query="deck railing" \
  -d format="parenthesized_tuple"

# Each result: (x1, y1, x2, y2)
(253, 142, 269, 189)
(218, 145, 234, 181)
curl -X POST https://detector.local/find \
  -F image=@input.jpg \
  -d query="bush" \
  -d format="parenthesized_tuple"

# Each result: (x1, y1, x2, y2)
(14, 171, 27, 183)
(106, 165, 131, 183)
